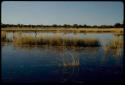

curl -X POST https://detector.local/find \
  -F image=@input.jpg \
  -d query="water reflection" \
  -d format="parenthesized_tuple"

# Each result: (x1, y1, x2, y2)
(59, 66, 80, 83)
(62, 46, 80, 67)
(1, 32, 123, 83)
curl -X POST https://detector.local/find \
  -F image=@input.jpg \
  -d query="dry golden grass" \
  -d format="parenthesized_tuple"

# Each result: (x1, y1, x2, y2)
(103, 37, 123, 58)
(107, 38, 123, 49)
(1, 27, 123, 33)
(1, 31, 7, 41)
(13, 34, 100, 47)
(103, 37, 123, 54)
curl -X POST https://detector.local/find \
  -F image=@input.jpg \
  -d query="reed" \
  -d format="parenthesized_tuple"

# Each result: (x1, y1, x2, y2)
(103, 37, 123, 55)
(103, 37, 123, 58)
(13, 35, 100, 47)
(1, 31, 8, 42)
(2, 27, 123, 33)
(107, 38, 123, 49)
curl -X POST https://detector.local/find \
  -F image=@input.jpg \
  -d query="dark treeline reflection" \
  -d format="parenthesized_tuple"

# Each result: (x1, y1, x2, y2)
(2, 44, 123, 83)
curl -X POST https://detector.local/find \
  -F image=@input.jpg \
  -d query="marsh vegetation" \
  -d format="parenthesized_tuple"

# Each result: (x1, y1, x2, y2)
(12, 35, 100, 47)
(1, 28, 123, 83)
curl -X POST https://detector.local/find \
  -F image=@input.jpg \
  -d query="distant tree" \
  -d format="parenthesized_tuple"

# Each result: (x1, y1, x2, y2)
(58, 25, 62, 28)
(100, 25, 107, 28)
(93, 25, 97, 28)
(83, 24, 87, 28)
(114, 23, 122, 28)
(52, 24, 57, 27)
(87, 25, 91, 28)
(63, 24, 67, 28)
(78, 25, 82, 28)
(120, 24, 123, 27)
(73, 24, 78, 28)
(40, 24, 43, 27)
(107, 25, 113, 28)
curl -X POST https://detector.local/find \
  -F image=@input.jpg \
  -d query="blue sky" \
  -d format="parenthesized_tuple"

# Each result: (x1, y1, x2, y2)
(2, 1, 123, 25)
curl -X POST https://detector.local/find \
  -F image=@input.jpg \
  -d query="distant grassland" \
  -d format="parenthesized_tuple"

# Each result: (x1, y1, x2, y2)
(1, 27, 123, 33)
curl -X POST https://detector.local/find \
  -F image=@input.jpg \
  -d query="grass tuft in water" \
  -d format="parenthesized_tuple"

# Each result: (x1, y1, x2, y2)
(13, 35, 100, 47)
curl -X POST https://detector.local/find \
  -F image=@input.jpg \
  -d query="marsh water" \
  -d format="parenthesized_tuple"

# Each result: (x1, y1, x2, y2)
(2, 32, 123, 83)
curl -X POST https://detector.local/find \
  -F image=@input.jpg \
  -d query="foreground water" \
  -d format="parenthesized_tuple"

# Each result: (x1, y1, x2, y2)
(2, 32, 123, 84)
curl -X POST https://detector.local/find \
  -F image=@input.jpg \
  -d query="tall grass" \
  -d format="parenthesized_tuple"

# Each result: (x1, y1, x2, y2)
(2, 27, 123, 33)
(1, 31, 7, 42)
(107, 38, 123, 49)
(103, 37, 123, 57)
(13, 35, 100, 47)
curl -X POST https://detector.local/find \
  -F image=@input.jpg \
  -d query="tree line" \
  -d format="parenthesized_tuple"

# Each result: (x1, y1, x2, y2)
(1, 23, 123, 28)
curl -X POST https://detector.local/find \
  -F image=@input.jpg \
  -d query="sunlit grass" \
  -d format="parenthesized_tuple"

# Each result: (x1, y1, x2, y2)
(103, 36, 123, 57)
(2, 27, 123, 33)
(107, 37, 123, 49)
(13, 34, 100, 47)
(1, 31, 6, 41)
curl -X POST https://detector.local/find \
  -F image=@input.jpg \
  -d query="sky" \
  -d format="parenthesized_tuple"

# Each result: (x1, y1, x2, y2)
(1, 1, 123, 25)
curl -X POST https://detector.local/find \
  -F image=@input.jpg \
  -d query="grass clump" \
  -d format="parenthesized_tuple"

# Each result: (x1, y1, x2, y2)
(13, 35, 100, 47)
(1, 31, 6, 41)
(107, 38, 123, 49)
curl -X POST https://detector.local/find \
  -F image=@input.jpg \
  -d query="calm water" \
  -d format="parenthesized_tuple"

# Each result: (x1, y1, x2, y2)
(2, 32, 123, 84)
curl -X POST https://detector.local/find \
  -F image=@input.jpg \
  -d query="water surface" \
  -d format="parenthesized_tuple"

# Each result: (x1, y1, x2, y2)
(2, 32, 123, 84)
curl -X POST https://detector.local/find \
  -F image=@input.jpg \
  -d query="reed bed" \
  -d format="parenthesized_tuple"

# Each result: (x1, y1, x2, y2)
(2, 27, 123, 33)
(1, 31, 10, 42)
(107, 38, 123, 49)
(1, 31, 6, 40)
(103, 38, 123, 57)
(104, 37, 123, 53)
(13, 35, 100, 47)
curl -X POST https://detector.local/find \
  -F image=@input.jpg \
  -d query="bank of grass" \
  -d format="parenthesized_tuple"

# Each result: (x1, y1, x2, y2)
(2, 27, 123, 33)
(13, 35, 100, 47)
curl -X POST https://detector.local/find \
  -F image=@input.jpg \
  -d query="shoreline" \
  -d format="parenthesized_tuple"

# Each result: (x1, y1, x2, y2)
(1, 27, 123, 33)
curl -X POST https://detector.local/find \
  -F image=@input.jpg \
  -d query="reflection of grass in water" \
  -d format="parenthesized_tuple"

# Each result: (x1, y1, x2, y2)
(60, 66, 80, 83)
(114, 31, 124, 37)
(13, 43, 100, 68)
(63, 52, 80, 67)
(13, 44, 80, 67)
(60, 46, 80, 67)
(13, 34, 100, 47)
